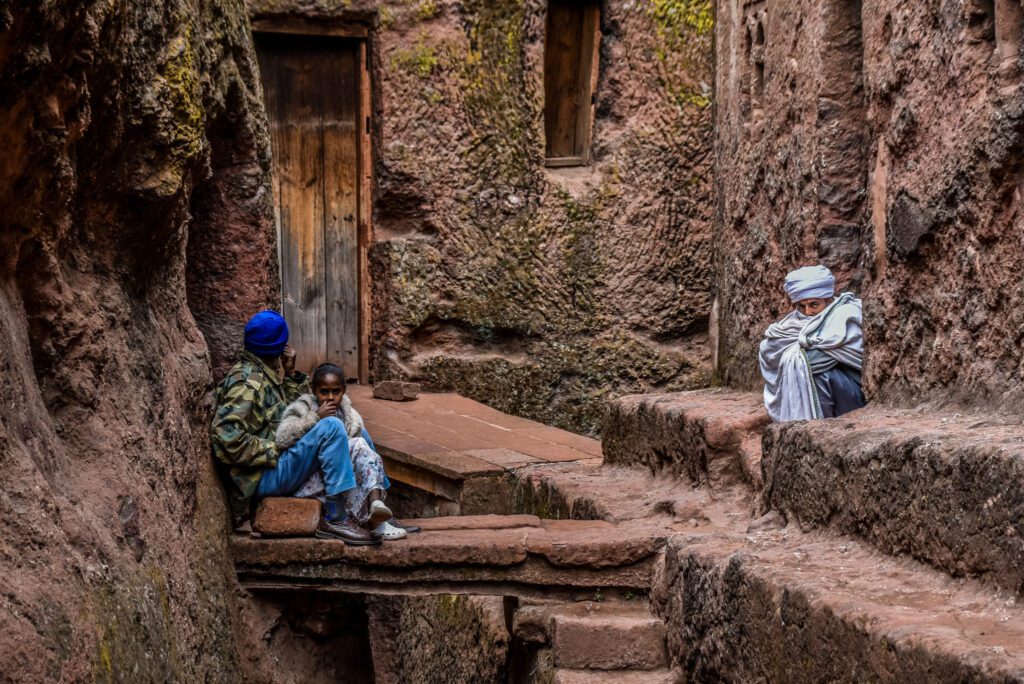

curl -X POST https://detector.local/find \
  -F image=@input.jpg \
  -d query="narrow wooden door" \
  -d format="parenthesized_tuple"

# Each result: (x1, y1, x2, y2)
(544, 0, 600, 166)
(257, 33, 363, 380)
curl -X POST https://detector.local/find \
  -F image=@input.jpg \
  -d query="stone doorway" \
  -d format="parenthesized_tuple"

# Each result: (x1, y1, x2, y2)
(255, 27, 372, 382)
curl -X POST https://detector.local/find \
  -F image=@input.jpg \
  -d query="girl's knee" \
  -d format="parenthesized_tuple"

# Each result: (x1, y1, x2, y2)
(318, 416, 345, 435)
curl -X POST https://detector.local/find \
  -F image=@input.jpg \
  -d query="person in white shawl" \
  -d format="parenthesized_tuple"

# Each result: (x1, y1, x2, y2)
(759, 265, 866, 421)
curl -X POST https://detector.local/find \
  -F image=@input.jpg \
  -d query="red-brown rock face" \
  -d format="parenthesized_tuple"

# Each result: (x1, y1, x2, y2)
(714, 0, 1024, 410)
(0, 0, 274, 679)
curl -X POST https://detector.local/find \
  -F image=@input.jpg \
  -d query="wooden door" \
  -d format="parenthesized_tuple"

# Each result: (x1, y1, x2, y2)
(257, 33, 364, 381)
(544, 0, 600, 166)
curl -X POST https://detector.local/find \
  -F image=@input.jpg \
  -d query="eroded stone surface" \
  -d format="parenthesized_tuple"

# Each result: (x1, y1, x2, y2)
(713, 0, 1024, 415)
(552, 602, 667, 670)
(763, 407, 1024, 593)
(253, 497, 321, 537)
(602, 390, 769, 491)
(0, 0, 274, 679)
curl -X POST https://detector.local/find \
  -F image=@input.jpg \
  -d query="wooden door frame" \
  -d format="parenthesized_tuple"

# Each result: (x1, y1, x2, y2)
(253, 20, 374, 384)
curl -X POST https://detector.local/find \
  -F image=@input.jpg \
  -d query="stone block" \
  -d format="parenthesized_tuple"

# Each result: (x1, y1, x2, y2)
(763, 407, 1024, 593)
(602, 389, 768, 492)
(373, 381, 421, 401)
(552, 606, 667, 670)
(552, 669, 678, 684)
(252, 497, 321, 537)
(513, 604, 554, 644)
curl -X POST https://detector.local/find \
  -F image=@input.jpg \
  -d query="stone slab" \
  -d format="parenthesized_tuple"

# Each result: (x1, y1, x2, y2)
(551, 669, 678, 684)
(553, 608, 667, 670)
(233, 527, 530, 568)
(463, 448, 542, 469)
(405, 514, 541, 531)
(602, 389, 769, 492)
(526, 520, 670, 568)
(763, 407, 1024, 593)
(252, 497, 320, 537)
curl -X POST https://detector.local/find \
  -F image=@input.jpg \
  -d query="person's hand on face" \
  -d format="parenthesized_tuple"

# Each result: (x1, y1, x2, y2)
(316, 399, 338, 419)
(281, 345, 297, 377)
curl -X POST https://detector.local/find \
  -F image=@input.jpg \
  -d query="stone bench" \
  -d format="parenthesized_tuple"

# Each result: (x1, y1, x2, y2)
(762, 406, 1024, 594)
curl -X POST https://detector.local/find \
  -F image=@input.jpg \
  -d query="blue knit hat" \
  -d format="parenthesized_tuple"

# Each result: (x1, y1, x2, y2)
(244, 310, 289, 357)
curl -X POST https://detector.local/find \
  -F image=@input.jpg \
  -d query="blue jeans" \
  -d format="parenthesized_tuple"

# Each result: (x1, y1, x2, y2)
(257, 417, 356, 498)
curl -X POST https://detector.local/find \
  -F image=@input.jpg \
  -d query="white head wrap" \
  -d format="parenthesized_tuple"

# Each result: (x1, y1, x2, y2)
(784, 265, 835, 303)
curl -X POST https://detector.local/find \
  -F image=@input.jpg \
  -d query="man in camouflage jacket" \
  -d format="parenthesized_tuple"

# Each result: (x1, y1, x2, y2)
(210, 310, 379, 545)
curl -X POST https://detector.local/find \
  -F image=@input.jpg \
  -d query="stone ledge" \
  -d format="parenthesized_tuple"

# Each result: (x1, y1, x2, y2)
(232, 518, 670, 592)
(763, 407, 1024, 593)
(653, 531, 1024, 682)
(602, 389, 769, 492)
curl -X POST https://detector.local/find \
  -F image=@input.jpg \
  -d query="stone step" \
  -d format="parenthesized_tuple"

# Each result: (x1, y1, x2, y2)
(654, 527, 1024, 682)
(762, 406, 1024, 593)
(602, 389, 769, 492)
(551, 602, 667, 670)
(232, 516, 673, 593)
(515, 462, 1024, 680)
(551, 668, 678, 683)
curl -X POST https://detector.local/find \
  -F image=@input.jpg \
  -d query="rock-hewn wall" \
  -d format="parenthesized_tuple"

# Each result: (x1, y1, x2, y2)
(714, 0, 1024, 409)
(249, 0, 715, 434)
(367, 594, 509, 683)
(0, 0, 275, 679)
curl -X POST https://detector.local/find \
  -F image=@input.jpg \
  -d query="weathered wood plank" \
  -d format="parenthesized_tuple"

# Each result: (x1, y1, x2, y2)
(358, 40, 373, 384)
(543, 1, 600, 165)
(544, 0, 584, 159)
(258, 35, 327, 373)
(320, 41, 361, 381)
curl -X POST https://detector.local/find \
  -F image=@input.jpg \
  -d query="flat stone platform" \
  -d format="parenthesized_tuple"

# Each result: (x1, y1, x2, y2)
(348, 386, 601, 513)
(232, 514, 672, 596)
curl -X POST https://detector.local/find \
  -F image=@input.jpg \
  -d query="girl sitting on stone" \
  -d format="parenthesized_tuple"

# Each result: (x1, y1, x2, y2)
(759, 265, 866, 421)
(275, 363, 418, 540)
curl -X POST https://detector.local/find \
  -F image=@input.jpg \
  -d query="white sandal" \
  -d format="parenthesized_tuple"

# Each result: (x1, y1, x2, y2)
(372, 520, 408, 541)
(369, 499, 393, 526)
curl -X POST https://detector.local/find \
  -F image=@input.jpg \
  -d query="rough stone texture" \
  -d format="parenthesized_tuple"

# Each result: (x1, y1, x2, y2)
(248, 0, 715, 435)
(552, 603, 667, 670)
(0, 0, 276, 680)
(245, 592, 376, 684)
(713, 0, 1024, 413)
(763, 407, 1024, 594)
(253, 497, 321, 537)
(652, 533, 1024, 683)
(373, 380, 421, 401)
(602, 389, 769, 492)
(367, 594, 509, 684)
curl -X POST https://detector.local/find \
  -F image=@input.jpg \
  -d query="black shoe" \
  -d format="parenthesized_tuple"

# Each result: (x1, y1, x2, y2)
(315, 516, 382, 545)
(388, 517, 421, 533)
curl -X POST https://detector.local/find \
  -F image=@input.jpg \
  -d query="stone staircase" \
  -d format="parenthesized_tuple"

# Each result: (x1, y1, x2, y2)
(233, 387, 1024, 682)
(512, 389, 1024, 682)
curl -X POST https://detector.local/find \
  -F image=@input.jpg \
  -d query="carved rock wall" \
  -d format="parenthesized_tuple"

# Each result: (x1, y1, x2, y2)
(0, 0, 275, 679)
(714, 0, 1024, 409)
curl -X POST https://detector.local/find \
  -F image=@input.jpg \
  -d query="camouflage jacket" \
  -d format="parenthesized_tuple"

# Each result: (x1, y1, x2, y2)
(210, 350, 310, 520)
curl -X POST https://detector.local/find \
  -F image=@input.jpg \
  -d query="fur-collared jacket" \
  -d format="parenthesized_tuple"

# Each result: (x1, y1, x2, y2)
(274, 393, 365, 451)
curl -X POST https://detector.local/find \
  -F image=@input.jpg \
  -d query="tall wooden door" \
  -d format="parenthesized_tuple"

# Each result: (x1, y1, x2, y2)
(257, 33, 364, 381)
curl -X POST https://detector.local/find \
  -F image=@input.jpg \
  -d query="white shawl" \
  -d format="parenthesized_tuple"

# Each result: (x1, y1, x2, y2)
(758, 293, 863, 422)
